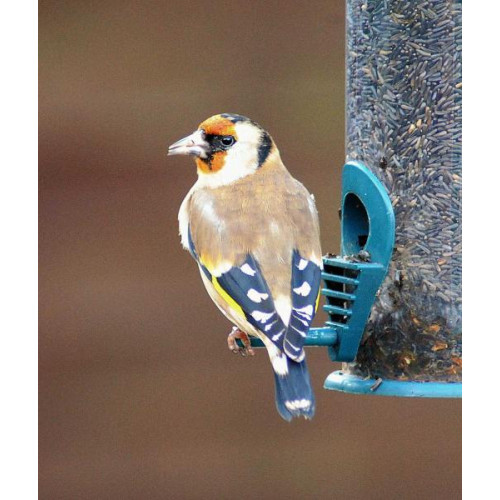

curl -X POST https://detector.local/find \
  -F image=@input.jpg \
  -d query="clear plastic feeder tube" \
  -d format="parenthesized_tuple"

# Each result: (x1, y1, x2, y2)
(344, 0, 462, 381)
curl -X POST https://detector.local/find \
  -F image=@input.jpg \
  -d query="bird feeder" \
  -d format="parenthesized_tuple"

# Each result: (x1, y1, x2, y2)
(244, 0, 461, 398)
(324, 0, 462, 396)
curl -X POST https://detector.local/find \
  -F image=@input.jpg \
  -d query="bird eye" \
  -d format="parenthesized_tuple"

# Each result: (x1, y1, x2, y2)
(221, 136, 235, 147)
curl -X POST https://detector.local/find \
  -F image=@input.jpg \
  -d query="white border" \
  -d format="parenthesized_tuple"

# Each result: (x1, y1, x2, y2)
(463, 2, 499, 499)
(0, 2, 38, 498)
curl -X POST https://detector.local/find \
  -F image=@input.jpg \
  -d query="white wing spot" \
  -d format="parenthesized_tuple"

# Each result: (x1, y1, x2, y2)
(297, 259, 308, 270)
(264, 319, 278, 332)
(294, 305, 313, 321)
(272, 329, 285, 342)
(240, 263, 256, 276)
(292, 315, 309, 327)
(291, 324, 307, 337)
(285, 399, 311, 411)
(285, 340, 301, 352)
(293, 281, 312, 296)
(210, 261, 233, 277)
(251, 311, 274, 323)
(247, 289, 269, 303)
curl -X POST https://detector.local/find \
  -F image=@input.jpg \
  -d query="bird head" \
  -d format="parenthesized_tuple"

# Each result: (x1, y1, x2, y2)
(168, 114, 276, 185)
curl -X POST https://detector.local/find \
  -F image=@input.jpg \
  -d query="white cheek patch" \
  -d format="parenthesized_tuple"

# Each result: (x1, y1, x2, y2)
(223, 122, 260, 173)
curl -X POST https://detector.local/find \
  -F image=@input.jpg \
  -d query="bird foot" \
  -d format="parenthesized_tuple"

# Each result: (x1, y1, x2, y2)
(227, 327, 255, 357)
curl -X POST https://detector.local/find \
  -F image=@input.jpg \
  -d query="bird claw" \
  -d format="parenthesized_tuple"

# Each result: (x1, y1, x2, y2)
(227, 327, 255, 357)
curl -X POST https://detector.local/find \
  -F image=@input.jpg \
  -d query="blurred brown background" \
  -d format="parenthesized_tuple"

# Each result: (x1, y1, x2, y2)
(39, 1, 461, 499)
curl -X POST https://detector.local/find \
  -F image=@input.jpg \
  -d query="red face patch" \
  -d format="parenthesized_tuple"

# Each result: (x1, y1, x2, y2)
(198, 115, 237, 137)
(196, 115, 238, 174)
(195, 151, 225, 173)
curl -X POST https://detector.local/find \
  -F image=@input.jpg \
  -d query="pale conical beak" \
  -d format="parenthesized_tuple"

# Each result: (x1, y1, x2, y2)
(168, 129, 209, 158)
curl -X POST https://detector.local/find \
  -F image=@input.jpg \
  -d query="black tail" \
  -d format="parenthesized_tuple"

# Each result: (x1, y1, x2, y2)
(273, 357, 315, 421)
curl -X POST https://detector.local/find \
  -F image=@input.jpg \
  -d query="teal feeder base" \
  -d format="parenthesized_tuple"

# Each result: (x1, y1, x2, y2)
(324, 370, 462, 398)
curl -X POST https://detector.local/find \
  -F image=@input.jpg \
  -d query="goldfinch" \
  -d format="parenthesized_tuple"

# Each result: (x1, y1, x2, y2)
(168, 114, 322, 421)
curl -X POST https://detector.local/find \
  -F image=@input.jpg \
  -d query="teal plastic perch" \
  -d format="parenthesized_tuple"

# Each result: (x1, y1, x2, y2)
(238, 326, 337, 349)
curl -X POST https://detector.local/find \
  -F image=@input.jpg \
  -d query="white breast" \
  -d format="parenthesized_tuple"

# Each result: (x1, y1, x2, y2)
(178, 181, 200, 249)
